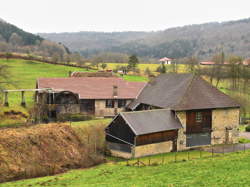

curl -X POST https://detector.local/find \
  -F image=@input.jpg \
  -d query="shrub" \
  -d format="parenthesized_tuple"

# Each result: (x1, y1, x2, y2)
(245, 125, 250, 132)
(57, 113, 94, 122)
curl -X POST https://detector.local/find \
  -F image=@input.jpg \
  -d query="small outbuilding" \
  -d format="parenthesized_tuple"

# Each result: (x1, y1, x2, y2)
(105, 109, 182, 158)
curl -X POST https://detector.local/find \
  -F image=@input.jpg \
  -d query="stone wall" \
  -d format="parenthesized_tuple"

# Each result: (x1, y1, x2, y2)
(133, 141, 173, 158)
(176, 111, 187, 151)
(211, 108, 240, 144)
(110, 150, 132, 159)
(95, 99, 132, 117)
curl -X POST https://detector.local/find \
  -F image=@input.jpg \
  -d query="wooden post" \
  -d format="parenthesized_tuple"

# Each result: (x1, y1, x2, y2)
(21, 91, 26, 107)
(212, 146, 214, 158)
(148, 158, 151, 166)
(4, 91, 9, 106)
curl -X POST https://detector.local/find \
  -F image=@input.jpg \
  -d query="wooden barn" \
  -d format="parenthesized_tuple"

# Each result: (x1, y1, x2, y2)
(105, 109, 182, 158)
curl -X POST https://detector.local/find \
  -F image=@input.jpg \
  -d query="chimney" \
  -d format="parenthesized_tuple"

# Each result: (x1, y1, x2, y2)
(113, 85, 118, 98)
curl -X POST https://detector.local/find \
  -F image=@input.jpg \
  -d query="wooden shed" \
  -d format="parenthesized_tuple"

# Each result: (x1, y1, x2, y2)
(105, 109, 182, 158)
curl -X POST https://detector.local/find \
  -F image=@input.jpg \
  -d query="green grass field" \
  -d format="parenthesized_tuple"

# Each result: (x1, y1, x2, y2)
(103, 63, 187, 73)
(2, 149, 250, 187)
(0, 59, 89, 126)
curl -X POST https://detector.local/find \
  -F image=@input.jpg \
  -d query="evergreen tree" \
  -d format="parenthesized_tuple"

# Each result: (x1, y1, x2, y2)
(127, 55, 139, 71)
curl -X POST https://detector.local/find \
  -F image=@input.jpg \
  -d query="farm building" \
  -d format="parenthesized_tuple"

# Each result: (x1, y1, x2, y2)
(106, 74, 240, 158)
(159, 57, 172, 65)
(36, 77, 146, 118)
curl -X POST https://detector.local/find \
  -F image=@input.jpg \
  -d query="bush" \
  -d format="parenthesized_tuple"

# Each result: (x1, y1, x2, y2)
(245, 125, 250, 132)
(57, 113, 94, 122)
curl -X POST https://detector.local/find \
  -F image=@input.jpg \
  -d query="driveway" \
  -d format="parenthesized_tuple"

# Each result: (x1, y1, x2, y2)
(240, 132, 250, 139)
(203, 143, 250, 153)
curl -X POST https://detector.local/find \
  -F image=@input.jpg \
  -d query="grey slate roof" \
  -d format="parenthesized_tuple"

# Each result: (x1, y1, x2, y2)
(120, 109, 183, 135)
(128, 73, 240, 111)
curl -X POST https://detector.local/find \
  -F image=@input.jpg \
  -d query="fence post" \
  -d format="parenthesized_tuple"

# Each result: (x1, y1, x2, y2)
(212, 146, 214, 158)
(94, 136, 97, 154)
(187, 151, 190, 160)
(148, 157, 151, 166)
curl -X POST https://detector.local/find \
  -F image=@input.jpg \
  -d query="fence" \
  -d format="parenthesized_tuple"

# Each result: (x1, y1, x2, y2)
(111, 143, 250, 167)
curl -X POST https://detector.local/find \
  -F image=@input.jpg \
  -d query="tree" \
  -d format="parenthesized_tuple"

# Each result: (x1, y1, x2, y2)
(127, 55, 139, 71)
(144, 67, 152, 77)
(101, 63, 107, 70)
(185, 56, 199, 74)
(156, 63, 166, 74)
(212, 51, 225, 87)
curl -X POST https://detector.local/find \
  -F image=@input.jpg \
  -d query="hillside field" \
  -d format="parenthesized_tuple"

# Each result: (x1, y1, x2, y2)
(0, 59, 89, 126)
(2, 149, 250, 187)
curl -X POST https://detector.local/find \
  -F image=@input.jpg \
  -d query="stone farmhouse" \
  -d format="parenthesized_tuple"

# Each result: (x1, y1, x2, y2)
(105, 74, 240, 158)
(36, 77, 146, 119)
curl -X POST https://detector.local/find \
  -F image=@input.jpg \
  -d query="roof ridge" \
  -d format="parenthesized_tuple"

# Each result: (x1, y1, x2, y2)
(121, 108, 171, 114)
(173, 74, 196, 109)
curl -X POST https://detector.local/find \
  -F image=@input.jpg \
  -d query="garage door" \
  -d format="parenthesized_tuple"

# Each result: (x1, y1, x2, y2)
(186, 133, 211, 147)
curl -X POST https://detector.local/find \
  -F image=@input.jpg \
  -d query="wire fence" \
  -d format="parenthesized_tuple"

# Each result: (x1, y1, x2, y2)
(110, 143, 250, 167)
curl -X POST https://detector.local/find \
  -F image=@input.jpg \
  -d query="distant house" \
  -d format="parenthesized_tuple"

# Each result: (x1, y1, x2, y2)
(199, 61, 216, 65)
(36, 77, 146, 118)
(159, 57, 172, 65)
(106, 74, 240, 158)
(243, 58, 250, 66)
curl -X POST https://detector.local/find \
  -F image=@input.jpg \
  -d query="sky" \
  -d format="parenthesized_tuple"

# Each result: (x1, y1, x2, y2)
(1, 0, 250, 33)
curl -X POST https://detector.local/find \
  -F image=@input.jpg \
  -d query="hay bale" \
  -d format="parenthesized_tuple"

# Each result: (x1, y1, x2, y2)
(0, 123, 103, 182)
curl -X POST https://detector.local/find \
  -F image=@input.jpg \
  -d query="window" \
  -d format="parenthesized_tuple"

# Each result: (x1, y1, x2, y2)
(196, 112, 202, 122)
(118, 100, 126, 108)
(106, 100, 114, 108)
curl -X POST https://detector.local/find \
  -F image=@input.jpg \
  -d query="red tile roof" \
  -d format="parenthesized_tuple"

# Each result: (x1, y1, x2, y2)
(200, 61, 216, 65)
(159, 57, 172, 62)
(37, 77, 146, 99)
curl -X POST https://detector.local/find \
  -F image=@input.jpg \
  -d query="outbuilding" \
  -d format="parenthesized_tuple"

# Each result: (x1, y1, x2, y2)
(105, 109, 182, 158)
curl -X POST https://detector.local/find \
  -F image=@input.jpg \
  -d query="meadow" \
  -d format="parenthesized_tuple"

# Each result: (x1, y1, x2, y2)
(1, 149, 250, 187)
(0, 59, 88, 126)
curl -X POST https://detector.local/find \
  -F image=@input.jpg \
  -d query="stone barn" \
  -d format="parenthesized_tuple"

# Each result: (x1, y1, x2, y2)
(36, 77, 146, 119)
(106, 73, 240, 158)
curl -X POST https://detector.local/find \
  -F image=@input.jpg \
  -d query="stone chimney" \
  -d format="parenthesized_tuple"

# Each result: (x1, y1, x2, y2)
(113, 85, 118, 98)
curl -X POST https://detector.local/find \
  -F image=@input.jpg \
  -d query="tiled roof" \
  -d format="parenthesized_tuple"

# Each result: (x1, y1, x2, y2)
(37, 77, 146, 99)
(128, 73, 240, 110)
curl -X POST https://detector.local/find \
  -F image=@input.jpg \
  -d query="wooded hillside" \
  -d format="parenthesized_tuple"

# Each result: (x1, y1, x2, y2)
(40, 18, 250, 59)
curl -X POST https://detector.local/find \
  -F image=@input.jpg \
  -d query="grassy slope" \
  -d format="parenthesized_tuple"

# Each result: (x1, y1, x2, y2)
(2, 150, 250, 187)
(0, 59, 89, 126)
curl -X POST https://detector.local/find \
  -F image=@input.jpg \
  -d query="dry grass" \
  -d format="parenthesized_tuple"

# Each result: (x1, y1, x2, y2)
(0, 123, 104, 183)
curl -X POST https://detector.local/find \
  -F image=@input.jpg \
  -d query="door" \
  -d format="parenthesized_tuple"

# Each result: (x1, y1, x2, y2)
(186, 133, 211, 147)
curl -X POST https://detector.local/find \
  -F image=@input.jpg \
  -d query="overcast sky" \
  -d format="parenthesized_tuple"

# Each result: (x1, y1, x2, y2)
(1, 0, 250, 33)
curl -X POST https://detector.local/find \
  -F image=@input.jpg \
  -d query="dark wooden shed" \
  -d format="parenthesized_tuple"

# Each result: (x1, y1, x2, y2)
(105, 109, 182, 157)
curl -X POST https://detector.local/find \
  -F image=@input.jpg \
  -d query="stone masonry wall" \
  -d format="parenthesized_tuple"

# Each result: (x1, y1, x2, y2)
(176, 111, 187, 151)
(133, 141, 173, 158)
(95, 100, 132, 117)
(211, 108, 240, 144)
